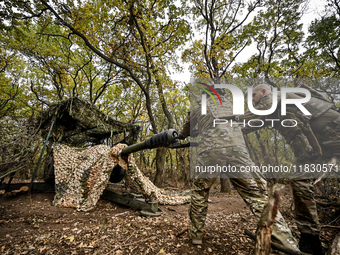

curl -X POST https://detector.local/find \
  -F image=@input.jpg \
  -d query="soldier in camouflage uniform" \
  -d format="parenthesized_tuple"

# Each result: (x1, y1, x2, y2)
(179, 90, 300, 251)
(236, 83, 340, 254)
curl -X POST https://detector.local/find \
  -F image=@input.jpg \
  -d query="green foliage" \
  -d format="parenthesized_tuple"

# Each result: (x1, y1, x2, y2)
(234, 0, 305, 79)
(0, 0, 339, 184)
(305, 11, 340, 77)
(183, 0, 260, 81)
(0, 0, 192, 185)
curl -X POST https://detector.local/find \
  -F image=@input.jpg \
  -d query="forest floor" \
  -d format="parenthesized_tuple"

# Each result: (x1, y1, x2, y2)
(0, 183, 338, 255)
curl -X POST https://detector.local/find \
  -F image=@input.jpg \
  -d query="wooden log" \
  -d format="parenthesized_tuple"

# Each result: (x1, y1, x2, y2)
(253, 184, 284, 255)
(0, 182, 54, 193)
(175, 227, 189, 237)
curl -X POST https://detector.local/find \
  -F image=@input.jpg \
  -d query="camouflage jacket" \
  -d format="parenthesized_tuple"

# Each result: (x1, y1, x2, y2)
(180, 94, 249, 154)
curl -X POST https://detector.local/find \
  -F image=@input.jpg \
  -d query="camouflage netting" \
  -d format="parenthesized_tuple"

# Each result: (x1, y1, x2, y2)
(53, 143, 190, 211)
(53, 144, 115, 211)
(0, 118, 40, 180)
(1, 97, 140, 181)
(38, 97, 140, 146)
(121, 146, 191, 206)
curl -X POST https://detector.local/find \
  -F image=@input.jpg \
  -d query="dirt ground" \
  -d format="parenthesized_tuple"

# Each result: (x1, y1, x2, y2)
(0, 184, 338, 255)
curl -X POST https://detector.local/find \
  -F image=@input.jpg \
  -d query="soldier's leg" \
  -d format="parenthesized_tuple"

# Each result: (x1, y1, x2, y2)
(189, 178, 216, 244)
(290, 178, 324, 254)
(290, 179, 320, 235)
(226, 148, 299, 251)
(230, 178, 299, 251)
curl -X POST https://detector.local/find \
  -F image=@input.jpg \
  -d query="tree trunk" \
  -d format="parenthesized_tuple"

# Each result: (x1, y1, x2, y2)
(254, 184, 284, 255)
(220, 178, 233, 194)
(154, 147, 167, 187)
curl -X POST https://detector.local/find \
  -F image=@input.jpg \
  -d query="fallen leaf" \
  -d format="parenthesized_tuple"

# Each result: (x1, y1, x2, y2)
(67, 236, 75, 242)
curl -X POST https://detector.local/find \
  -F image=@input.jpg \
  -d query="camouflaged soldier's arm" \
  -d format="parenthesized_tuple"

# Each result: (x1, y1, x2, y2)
(240, 94, 321, 158)
(277, 112, 320, 160)
(287, 112, 323, 157)
(179, 105, 200, 138)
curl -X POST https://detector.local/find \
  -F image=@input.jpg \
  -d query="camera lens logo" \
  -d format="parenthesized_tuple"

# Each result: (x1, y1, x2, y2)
(198, 83, 312, 116)
(197, 82, 222, 107)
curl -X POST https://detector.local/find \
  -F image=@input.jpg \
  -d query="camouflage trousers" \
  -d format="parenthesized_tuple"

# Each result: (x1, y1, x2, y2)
(189, 177, 299, 250)
(291, 116, 340, 235)
(291, 116, 340, 236)
(189, 149, 299, 251)
(290, 179, 320, 236)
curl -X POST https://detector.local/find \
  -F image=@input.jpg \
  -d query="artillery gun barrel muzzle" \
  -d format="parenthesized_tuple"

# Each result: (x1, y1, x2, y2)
(120, 129, 178, 156)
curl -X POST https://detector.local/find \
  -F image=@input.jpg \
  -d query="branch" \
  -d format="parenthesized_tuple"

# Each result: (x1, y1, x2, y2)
(321, 225, 340, 229)
(19, 4, 49, 20)
(129, 4, 158, 133)
(38, 0, 146, 98)
(30, 81, 50, 106)
(175, 227, 188, 237)
(221, 40, 249, 77)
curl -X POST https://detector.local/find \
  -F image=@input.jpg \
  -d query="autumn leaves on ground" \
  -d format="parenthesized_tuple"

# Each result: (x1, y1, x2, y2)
(1, 182, 339, 254)
(0, 185, 295, 255)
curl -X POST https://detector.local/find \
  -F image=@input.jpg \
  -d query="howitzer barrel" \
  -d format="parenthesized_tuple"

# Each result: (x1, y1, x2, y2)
(121, 129, 178, 156)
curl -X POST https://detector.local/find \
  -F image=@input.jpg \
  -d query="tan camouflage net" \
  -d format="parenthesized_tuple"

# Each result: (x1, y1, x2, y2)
(53, 144, 190, 211)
